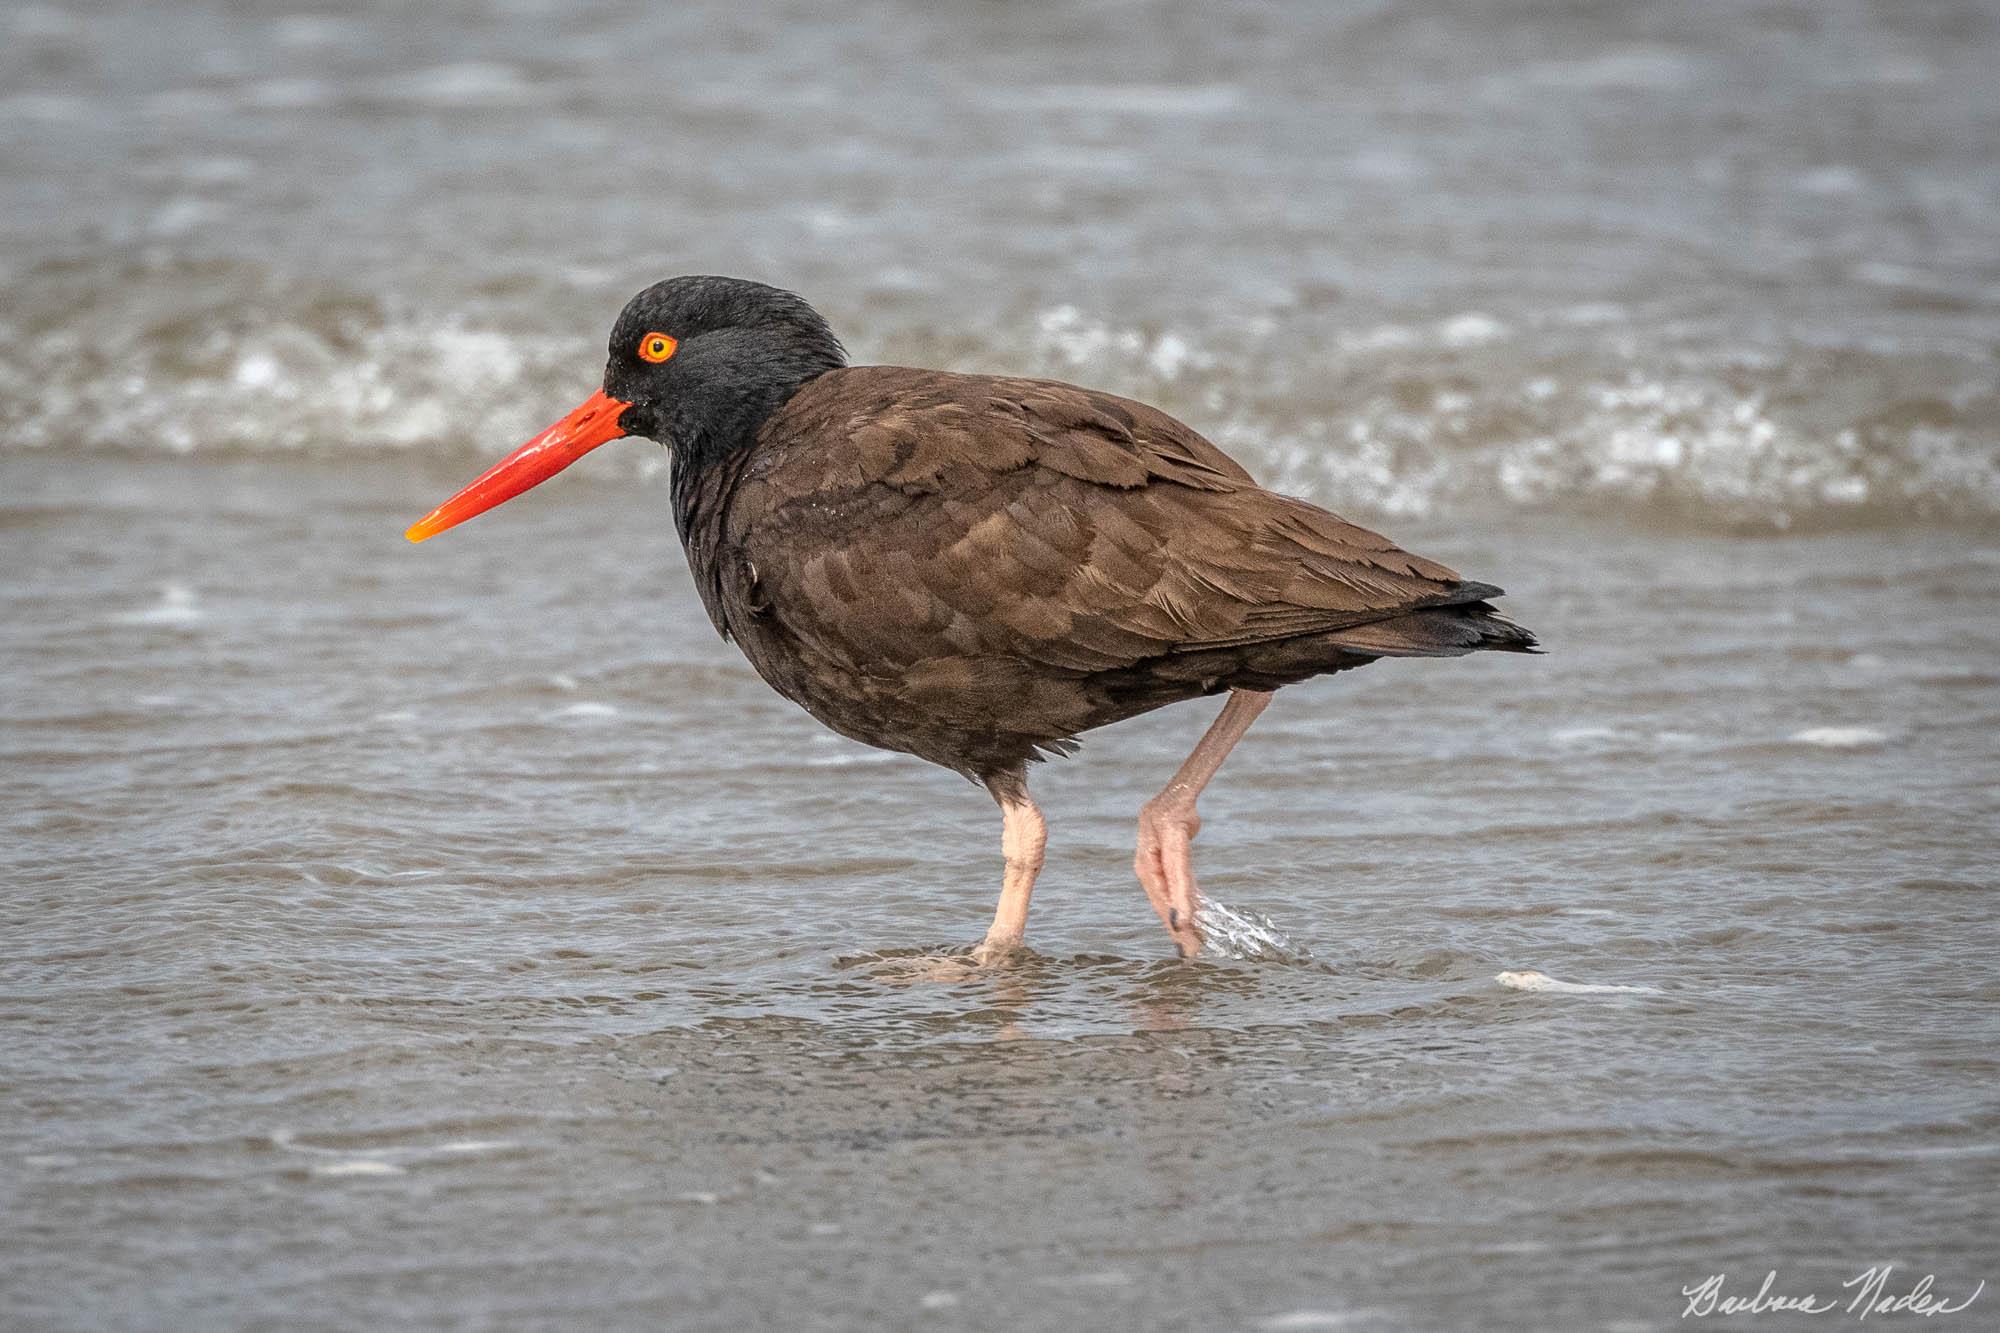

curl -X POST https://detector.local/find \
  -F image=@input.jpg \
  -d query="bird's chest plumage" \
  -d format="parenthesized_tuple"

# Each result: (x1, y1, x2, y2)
(672, 450, 935, 759)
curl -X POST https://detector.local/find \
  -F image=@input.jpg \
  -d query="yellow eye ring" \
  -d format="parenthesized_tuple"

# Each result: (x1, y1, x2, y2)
(637, 332, 677, 363)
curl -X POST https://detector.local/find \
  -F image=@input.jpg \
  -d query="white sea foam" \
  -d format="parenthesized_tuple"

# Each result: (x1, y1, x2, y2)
(276, 1129, 518, 1171)
(1496, 970, 1661, 995)
(1336, 323, 1419, 353)
(555, 702, 619, 719)
(805, 749, 901, 766)
(1033, 304, 1200, 378)
(1789, 727, 1889, 749)
(6, 264, 1994, 529)
(1551, 726, 1622, 745)
(309, 1159, 406, 1178)
(1440, 312, 1507, 347)
(1259, 1312, 1375, 1330)
(1196, 900, 1311, 962)
(120, 584, 202, 626)
(1550, 726, 1703, 752)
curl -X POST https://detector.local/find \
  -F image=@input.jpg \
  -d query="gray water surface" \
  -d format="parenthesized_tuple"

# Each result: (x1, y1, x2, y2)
(6, 455, 1996, 1329)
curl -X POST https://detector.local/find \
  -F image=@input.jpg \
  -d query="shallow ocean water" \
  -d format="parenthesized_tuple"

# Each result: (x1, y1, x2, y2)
(6, 456, 1996, 1329)
(4, 0, 2000, 1328)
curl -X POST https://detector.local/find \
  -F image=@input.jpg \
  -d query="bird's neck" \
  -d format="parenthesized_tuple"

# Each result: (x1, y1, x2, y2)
(663, 359, 828, 529)
(667, 426, 767, 643)
(667, 441, 756, 547)
(661, 344, 844, 634)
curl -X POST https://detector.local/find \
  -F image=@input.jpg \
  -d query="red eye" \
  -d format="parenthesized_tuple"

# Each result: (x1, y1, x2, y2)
(638, 332, 677, 363)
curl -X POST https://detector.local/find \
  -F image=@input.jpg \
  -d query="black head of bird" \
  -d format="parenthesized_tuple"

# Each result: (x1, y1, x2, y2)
(406, 276, 844, 542)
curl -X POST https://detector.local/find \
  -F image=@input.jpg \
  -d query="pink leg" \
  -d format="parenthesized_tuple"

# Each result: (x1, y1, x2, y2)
(1135, 688, 1273, 958)
(972, 767, 1047, 965)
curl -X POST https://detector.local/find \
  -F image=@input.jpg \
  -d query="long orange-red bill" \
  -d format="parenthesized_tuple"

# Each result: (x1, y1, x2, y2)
(405, 389, 632, 542)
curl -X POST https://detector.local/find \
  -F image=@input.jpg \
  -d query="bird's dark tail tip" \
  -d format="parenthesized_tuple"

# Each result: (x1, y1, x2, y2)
(1474, 607, 1542, 654)
(1443, 582, 1540, 654)
(1323, 600, 1541, 658)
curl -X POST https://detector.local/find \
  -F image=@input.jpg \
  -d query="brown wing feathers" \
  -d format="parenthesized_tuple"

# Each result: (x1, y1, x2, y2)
(736, 367, 1525, 688)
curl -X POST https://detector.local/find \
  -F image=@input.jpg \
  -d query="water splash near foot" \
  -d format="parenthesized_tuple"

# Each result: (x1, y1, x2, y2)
(1196, 899, 1312, 962)
(1495, 969, 1660, 995)
(844, 948, 1001, 985)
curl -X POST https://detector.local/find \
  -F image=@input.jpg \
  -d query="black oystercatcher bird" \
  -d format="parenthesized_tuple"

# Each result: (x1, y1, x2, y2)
(408, 277, 1536, 960)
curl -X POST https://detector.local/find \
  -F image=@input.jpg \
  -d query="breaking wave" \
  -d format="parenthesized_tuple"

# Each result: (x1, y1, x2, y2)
(3, 259, 1994, 533)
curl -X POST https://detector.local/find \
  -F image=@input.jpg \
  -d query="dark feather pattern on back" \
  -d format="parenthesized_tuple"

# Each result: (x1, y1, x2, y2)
(667, 366, 1536, 779)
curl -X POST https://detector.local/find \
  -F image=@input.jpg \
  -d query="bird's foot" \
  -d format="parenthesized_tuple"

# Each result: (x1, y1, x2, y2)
(1135, 797, 1205, 959)
(969, 930, 1026, 968)
(860, 932, 1024, 985)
